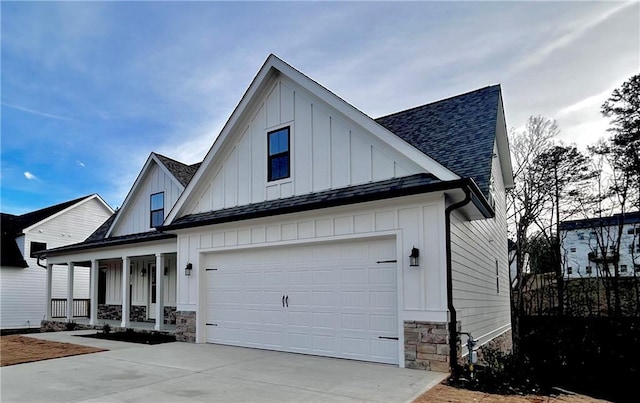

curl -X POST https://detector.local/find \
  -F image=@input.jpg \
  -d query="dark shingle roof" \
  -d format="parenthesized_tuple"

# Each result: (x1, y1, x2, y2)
(375, 85, 501, 198)
(162, 173, 489, 230)
(0, 195, 92, 267)
(154, 153, 200, 187)
(85, 211, 118, 242)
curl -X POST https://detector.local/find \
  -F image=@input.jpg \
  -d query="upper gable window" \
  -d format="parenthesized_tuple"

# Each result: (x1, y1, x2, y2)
(30, 242, 47, 258)
(150, 192, 164, 228)
(268, 127, 290, 182)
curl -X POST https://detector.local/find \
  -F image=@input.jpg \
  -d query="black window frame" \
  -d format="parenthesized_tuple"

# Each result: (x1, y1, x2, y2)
(150, 192, 165, 228)
(30, 241, 47, 258)
(267, 126, 290, 182)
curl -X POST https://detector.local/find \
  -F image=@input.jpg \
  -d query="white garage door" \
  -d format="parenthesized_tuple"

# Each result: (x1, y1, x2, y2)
(205, 237, 398, 364)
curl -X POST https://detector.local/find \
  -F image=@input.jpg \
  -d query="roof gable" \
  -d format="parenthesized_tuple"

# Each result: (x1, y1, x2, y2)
(166, 54, 459, 224)
(107, 153, 198, 237)
(375, 85, 506, 198)
(0, 194, 113, 267)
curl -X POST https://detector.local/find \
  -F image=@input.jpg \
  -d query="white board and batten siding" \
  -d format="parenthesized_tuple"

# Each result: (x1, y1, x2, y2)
(111, 162, 183, 237)
(176, 193, 452, 353)
(103, 257, 177, 307)
(0, 197, 113, 330)
(184, 76, 424, 215)
(449, 142, 511, 354)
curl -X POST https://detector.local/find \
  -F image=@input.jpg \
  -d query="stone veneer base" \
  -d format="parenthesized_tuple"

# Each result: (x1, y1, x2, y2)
(175, 311, 196, 343)
(404, 320, 461, 372)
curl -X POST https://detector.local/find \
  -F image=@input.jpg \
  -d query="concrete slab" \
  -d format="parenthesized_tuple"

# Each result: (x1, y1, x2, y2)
(1, 332, 448, 402)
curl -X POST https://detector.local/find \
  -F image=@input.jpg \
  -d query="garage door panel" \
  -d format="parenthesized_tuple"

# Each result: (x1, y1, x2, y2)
(370, 291, 396, 309)
(371, 314, 397, 332)
(341, 291, 368, 307)
(206, 238, 398, 365)
(341, 268, 367, 284)
(370, 267, 396, 285)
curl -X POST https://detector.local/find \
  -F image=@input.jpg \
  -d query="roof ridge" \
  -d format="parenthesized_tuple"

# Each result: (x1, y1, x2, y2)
(375, 84, 501, 121)
(153, 152, 193, 168)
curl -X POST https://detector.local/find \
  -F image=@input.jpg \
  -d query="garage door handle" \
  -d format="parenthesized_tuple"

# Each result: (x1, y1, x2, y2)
(285, 295, 289, 307)
(282, 295, 285, 307)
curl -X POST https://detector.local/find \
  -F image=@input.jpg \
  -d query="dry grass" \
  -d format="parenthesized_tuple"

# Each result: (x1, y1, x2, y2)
(414, 383, 611, 403)
(1, 335, 106, 366)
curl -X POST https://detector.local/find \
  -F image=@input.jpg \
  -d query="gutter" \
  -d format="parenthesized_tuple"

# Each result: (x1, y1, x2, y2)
(445, 185, 472, 373)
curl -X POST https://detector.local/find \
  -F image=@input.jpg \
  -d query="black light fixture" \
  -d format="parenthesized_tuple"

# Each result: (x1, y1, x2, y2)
(164, 266, 169, 276)
(185, 263, 192, 276)
(409, 246, 420, 267)
(140, 267, 146, 277)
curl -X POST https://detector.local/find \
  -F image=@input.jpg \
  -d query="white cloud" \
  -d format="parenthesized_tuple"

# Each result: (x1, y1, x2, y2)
(76, 160, 85, 167)
(24, 171, 37, 180)
(513, 1, 634, 72)
(2, 102, 71, 121)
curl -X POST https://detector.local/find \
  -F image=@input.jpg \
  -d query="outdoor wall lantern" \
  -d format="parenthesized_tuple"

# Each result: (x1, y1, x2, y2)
(409, 246, 420, 267)
(140, 267, 146, 277)
(164, 266, 169, 276)
(185, 263, 193, 276)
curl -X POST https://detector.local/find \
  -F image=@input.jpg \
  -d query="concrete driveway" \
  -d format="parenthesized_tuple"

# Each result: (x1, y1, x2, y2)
(0, 330, 447, 402)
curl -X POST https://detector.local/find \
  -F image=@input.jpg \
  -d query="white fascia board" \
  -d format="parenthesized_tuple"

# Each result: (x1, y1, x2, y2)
(45, 239, 178, 265)
(106, 153, 184, 237)
(166, 54, 458, 224)
(22, 194, 114, 233)
(496, 95, 514, 189)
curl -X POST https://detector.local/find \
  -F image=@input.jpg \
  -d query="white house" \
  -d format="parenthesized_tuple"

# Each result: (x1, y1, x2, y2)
(41, 55, 513, 372)
(560, 212, 640, 278)
(39, 153, 200, 329)
(0, 195, 113, 331)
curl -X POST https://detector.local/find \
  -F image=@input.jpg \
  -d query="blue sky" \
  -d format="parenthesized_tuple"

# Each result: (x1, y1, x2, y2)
(1, 1, 638, 215)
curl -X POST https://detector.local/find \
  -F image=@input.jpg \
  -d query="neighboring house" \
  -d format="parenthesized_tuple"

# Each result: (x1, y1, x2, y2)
(560, 212, 640, 278)
(41, 55, 514, 372)
(0, 195, 113, 330)
(39, 152, 200, 329)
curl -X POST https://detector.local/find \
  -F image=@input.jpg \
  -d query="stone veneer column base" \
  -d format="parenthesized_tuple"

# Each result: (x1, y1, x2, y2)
(404, 320, 461, 372)
(175, 311, 196, 342)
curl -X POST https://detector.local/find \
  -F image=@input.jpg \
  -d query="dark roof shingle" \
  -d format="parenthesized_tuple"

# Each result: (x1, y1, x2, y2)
(375, 85, 501, 198)
(154, 153, 200, 187)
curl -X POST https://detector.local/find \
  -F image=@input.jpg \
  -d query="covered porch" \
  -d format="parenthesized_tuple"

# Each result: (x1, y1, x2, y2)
(43, 238, 178, 332)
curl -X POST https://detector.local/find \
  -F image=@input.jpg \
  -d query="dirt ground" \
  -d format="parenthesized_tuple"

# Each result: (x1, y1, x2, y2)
(415, 383, 611, 403)
(0, 335, 105, 366)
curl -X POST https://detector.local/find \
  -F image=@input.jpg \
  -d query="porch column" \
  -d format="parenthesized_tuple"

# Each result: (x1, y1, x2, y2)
(121, 257, 130, 328)
(89, 260, 99, 325)
(66, 262, 74, 321)
(45, 263, 53, 320)
(154, 254, 165, 331)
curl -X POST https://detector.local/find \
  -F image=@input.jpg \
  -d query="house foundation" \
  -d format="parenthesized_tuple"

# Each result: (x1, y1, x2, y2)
(175, 310, 196, 342)
(404, 320, 460, 372)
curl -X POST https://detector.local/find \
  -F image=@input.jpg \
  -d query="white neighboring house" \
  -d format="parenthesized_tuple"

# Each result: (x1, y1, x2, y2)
(42, 55, 514, 372)
(0, 195, 113, 331)
(560, 212, 640, 279)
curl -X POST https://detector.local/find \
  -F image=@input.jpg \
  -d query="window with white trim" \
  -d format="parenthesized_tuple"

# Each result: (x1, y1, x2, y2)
(150, 192, 164, 227)
(268, 127, 290, 182)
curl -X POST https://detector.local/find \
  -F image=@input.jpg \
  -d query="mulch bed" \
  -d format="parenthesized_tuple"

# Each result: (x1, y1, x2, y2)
(77, 330, 175, 345)
(1, 335, 106, 367)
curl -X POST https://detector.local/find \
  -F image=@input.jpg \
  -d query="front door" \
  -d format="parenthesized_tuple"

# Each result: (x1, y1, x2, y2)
(148, 263, 156, 319)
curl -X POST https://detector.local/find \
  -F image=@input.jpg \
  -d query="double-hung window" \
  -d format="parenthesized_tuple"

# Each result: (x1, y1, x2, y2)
(150, 192, 164, 228)
(268, 127, 290, 182)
